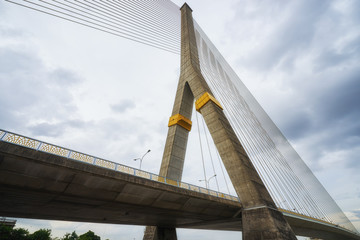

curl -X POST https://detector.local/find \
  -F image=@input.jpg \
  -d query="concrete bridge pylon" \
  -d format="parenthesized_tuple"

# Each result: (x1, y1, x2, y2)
(143, 3, 297, 240)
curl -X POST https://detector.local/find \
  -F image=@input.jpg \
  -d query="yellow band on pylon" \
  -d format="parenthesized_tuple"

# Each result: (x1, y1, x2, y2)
(195, 92, 223, 112)
(168, 114, 192, 131)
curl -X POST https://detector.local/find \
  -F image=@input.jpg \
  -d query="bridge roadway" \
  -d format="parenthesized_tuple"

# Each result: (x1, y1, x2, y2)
(0, 140, 359, 240)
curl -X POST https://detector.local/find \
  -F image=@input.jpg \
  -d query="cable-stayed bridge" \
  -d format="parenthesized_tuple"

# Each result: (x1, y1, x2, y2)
(1, 1, 359, 240)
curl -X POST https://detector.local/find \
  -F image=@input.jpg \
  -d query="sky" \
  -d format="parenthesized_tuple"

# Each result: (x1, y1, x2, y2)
(0, 0, 359, 239)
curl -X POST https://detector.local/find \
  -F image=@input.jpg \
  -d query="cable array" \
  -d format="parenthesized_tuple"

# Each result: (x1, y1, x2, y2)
(193, 21, 358, 233)
(201, 116, 220, 192)
(6, 0, 181, 54)
(195, 110, 208, 189)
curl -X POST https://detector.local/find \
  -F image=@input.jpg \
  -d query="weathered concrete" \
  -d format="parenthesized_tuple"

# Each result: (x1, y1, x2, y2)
(143, 226, 178, 240)
(143, 3, 199, 240)
(158, 64, 195, 182)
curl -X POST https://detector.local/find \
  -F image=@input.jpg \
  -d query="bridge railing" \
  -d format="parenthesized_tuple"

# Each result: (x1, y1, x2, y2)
(279, 208, 360, 236)
(0, 129, 239, 203)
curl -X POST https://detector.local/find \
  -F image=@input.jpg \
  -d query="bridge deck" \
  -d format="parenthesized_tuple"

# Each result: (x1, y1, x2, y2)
(0, 133, 359, 239)
(0, 140, 242, 229)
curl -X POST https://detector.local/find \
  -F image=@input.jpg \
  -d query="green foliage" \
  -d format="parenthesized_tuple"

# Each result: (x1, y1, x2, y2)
(0, 224, 12, 240)
(78, 231, 100, 240)
(29, 229, 52, 240)
(12, 228, 30, 240)
(0, 225, 107, 240)
(62, 231, 78, 240)
(0, 224, 30, 240)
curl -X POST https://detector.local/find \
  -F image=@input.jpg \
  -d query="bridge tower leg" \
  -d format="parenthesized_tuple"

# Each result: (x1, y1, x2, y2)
(142, 51, 193, 240)
(143, 5, 195, 238)
(144, 3, 297, 240)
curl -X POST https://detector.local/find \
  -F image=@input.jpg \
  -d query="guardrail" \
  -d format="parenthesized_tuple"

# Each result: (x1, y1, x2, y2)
(0, 217, 17, 225)
(279, 208, 360, 236)
(0, 129, 239, 202)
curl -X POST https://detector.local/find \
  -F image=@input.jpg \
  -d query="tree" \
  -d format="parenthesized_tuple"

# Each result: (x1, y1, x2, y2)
(78, 231, 100, 240)
(0, 226, 107, 240)
(0, 224, 12, 240)
(29, 229, 51, 240)
(11, 228, 30, 240)
(62, 231, 78, 240)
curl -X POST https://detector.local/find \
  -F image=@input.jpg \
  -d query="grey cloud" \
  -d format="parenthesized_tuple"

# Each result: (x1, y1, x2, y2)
(280, 109, 313, 140)
(97, 118, 137, 139)
(49, 68, 83, 87)
(344, 0, 360, 23)
(316, 70, 360, 125)
(353, 210, 360, 219)
(0, 24, 24, 38)
(224, 0, 360, 176)
(0, 1, 7, 15)
(0, 105, 23, 131)
(110, 99, 136, 113)
(280, 67, 360, 158)
(0, 47, 81, 134)
(29, 119, 89, 138)
(233, 0, 330, 71)
(29, 122, 65, 138)
(234, 0, 360, 141)
(137, 132, 152, 145)
(313, 35, 360, 72)
(0, 48, 41, 73)
(295, 123, 360, 170)
(345, 149, 360, 169)
(97, 117, 158, 143)
(264, 1, 329, 70)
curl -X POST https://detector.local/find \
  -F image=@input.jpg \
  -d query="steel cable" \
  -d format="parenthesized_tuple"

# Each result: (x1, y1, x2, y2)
(6, 0, 181, 54)
(194, 20, 357, 232)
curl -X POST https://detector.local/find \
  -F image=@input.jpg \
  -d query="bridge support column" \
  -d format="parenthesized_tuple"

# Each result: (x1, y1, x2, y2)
(143, 226, 177, 240)
(143, 6, 195, 239)
(242, 207, 297, 239)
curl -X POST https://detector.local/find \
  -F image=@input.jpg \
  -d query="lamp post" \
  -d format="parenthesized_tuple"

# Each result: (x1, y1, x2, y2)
(199, 174, 216, 189)
(134, 149, 150, 170)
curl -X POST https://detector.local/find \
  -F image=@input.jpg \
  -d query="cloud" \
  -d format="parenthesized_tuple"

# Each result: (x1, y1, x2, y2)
(48, 68, 82, 87)
(313, 36, 360, 72)
(0, 24, 85, 138)
(0, 48, 41, 73)
(317, 146, 360, 170)
(279, 109, 314, 139)
(110, 99, 136, 113)
(240, 0, 360, 155)
(0, 24, 24, 39)
(228, 0, 331, 72)
(0, 48, 81, 132)
(282, 67, 360, 149)
(316, 70, 360, 123)
(28, 119, 89, 138)
(345, 210, 360, 222)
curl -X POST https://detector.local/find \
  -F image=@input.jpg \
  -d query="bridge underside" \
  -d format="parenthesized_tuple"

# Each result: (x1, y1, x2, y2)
(0, 141, 242, 230)
(0, 141, 359, 240)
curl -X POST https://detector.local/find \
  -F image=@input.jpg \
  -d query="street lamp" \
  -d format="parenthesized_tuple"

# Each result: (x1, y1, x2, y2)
(199, 174, 216, 189)
(133, 149, 150, 170)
